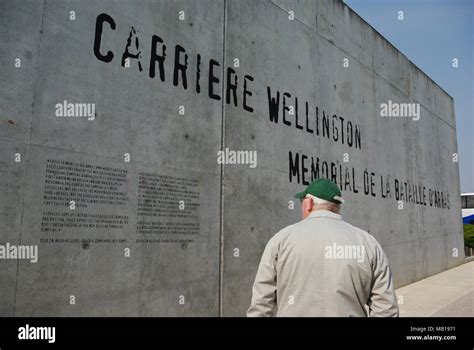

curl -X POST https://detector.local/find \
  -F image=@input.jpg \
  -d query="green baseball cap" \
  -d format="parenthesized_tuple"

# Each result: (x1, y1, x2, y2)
(295, 178, 344, 204)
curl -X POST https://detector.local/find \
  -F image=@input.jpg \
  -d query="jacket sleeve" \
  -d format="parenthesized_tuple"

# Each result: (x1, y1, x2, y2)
(367, 240, 399, 317)
(247, 236, 278, 317)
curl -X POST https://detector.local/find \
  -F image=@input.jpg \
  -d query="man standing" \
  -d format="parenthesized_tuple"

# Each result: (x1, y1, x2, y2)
(247, 178, 399, 317)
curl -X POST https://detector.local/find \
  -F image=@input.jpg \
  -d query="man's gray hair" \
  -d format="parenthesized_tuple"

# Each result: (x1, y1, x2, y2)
(314, 202, 341, 214)
(306, 194, 341, 214)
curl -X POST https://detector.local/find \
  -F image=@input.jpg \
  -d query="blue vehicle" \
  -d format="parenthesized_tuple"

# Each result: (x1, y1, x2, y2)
(461, 193, 474, 224)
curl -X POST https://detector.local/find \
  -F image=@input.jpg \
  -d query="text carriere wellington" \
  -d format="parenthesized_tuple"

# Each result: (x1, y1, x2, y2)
(93, 13, 362, 148)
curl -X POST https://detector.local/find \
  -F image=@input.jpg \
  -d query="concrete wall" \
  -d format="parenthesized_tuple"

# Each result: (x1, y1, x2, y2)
(0, 0, 464, 316)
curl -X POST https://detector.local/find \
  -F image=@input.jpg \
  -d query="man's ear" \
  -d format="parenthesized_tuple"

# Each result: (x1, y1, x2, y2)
(307, 197, 314, 212)
(302, 197, 313, 213)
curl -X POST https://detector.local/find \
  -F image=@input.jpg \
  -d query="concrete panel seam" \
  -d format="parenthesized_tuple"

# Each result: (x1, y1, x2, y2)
(12, 0, 46, 317)
(268, 0, 313, 31)
(218, 0, 227, 317)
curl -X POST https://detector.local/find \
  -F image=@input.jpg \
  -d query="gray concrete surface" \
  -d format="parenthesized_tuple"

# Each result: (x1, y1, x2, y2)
(0, 0, 464, 316)
(396, 261, 473, 317)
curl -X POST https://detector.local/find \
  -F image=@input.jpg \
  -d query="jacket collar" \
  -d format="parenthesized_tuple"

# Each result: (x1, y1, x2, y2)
(306, 209, 342, 221)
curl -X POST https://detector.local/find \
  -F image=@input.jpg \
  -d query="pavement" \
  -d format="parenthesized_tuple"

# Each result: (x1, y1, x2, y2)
(395, 261, 474, 317)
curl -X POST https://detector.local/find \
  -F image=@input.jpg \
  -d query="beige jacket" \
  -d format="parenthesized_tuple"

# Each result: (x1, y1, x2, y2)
(247, 210, 399, 317)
